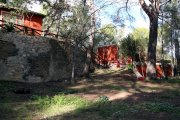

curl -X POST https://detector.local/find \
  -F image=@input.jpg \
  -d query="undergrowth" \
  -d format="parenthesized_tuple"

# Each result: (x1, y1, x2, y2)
(30, 94, 91, 111)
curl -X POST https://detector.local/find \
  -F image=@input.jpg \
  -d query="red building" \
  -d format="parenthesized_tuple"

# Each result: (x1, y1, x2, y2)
(0, 3, 45, 35)
(97, 44, 119, 67)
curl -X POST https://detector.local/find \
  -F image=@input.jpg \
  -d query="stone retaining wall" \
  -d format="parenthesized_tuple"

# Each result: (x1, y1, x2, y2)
(0, 32, 86, 82)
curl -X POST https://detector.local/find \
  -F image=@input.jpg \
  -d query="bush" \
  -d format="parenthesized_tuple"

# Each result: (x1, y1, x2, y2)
(96, 96, 110, 105)
(30, 94, 90, 110)
(4, 22, 15, 32)
(142, 102, 175, 113)
(127, 64, 133, 70)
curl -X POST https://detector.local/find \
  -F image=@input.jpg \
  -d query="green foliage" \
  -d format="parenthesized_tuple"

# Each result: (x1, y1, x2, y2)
(0, 81, 16, 94)
(3, 0, 30, 9)
(94, 101, 179, 119)
(141, 102, 175, 113)
(120, 35, 137, 59)
(160, 0, 180, 58)
(97, 102, 129, 118)
(50, 88, 78, 94)
(127, 63, 133, 70)
(60, 3, 90, 42)
(100, 24, 116, 41)
(0, 0, 6, 3)
(43, 1, 90, 45)
(120, 28, 148, 61)
(94, 24, 119, 48)
(97, 96, 110, 104)
(4, 22, 15, 32)
(0, 103, 12, 112)
(131, 27, 149, 47)
(163, 78, 180, 84)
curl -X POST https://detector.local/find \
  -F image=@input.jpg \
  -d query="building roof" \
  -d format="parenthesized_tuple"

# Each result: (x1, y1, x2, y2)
(0, 3, 46, 18)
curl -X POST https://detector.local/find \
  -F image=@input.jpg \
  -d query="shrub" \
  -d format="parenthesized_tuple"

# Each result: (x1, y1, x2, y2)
(4, 22, 15, 32)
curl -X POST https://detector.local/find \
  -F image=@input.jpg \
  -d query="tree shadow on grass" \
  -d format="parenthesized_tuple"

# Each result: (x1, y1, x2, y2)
(0, 81, 79, 120)
(0, 70, 179, 120)
(147, 76, 180, 84)
(0, 81, 180, 120)
(92, 69, 136, 82)
(44, 88, 180, 120)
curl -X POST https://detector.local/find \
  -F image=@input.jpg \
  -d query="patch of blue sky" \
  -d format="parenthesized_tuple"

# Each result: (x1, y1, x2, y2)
(27, 1, 41, 12)
(96, 0, 149, 35)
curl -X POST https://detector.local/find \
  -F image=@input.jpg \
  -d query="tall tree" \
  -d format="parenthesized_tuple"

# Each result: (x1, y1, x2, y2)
(138, 0, 161, 79)
(169, 0, 179, 75)
(100, 24, 117, 44)
(161, 0, 180, 75)
(120, 35, 138, 62)
(68, 2, 91, 83)
(0, 0, 6, 3)
(120, 28, 148, 64)
(131, 27, 149, 48)
(82, 0, 95, 78)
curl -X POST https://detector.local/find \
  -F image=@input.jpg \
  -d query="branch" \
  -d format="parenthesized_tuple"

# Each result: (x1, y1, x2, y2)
(139, 0, 152, 18)
(158, 16, 171, 25)
(82, 0, 86, 6)
(125, 0, 129, 11)
(158, 16, 180, 29)
(158, 14, 171, 19)
(160, 0, 171, 8)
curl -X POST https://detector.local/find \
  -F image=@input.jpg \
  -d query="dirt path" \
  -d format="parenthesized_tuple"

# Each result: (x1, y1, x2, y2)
(69, 69, 137, 101)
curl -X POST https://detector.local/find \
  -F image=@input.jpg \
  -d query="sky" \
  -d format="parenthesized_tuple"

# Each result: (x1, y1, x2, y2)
(28, 0, 150, 35)
(96, 0, 150, 35)
(27, 1, 41, 12)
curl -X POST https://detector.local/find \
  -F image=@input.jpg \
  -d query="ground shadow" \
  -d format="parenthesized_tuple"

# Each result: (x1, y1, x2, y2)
(45, 88, 180, 120)
(0, 70, 180, 120)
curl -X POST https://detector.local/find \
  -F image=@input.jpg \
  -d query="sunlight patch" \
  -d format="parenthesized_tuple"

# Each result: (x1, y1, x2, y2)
(109, 91, 132, 101)
(42, 105, 76, 119)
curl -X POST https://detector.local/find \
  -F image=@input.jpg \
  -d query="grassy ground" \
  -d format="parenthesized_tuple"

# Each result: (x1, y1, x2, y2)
(0, 69, 180, 120)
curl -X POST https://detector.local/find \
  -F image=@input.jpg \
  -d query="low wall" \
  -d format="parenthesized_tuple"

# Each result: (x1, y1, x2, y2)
(0, 32, 86, 82)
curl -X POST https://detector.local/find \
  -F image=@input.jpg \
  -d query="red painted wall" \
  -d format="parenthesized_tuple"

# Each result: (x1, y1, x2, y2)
(24, 14, 43, 35)
(97, 45, 118, 64)
(0, 8, 44, 36)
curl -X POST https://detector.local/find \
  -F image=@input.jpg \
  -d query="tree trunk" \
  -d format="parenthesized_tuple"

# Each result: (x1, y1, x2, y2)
(146, 17, 158, 80)
(139, 0, 160, 80)
(83, 48, 92, 78)
(71, 42, 78, 84)
(174, 38, 180, 75)
(83, 0, 95, 78)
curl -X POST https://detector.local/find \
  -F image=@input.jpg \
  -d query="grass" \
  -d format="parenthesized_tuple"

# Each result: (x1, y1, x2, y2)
(164, 77, 180, 84)
(0, 93, 92, 119)
(0, 70, 180, 120)
(0, 81, 17, 93)
(30, 94, 90, 109)
(146, 76, 180, 84)
(0, 81, 92, 119)
(77, 100, 180, 119)
(103, 85, 128, 91)
(29, 94, 91, 118)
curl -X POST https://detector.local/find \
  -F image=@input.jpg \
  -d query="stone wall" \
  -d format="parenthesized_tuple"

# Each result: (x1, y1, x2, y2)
(0, 32, 86, 82)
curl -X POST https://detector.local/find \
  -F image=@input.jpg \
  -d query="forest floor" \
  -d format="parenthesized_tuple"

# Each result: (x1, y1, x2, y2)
(0, 69, 180, 120)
